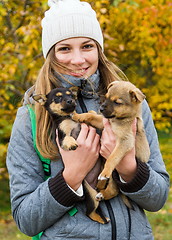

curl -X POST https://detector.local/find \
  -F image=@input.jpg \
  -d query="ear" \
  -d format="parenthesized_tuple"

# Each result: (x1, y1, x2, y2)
(107, 81, 116, 90)
(129, 88, 146, 103)
(33, 94, 47, 105)
(69, 86, 79, 99)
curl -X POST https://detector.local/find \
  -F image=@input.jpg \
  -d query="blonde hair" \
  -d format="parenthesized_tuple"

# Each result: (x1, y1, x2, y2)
(33, 42, 126, 159)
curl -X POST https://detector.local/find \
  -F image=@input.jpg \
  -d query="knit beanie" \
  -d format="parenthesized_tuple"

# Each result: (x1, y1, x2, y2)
(41, 0, 104, 58)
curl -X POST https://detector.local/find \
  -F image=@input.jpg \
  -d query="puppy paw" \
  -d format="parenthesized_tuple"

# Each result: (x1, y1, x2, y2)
(72, 112, 80, 122)
(96, 192, 104, 201)
(62, 137, 78, 151)
(88, 110, 97, 114)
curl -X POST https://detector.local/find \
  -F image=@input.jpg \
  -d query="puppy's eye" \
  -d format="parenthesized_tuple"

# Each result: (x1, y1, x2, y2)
(54, 96, 62, 103)
(114, 100, 122, 105)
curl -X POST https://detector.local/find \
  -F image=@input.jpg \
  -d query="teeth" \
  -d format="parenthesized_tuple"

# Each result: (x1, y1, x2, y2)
(72, 69, 85, 74)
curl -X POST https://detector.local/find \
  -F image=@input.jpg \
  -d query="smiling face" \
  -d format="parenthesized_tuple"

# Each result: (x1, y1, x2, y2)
(54, 37, 99, 78)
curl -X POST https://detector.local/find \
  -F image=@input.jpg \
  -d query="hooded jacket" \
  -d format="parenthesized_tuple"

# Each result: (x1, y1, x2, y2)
(6, 72, 169, 240)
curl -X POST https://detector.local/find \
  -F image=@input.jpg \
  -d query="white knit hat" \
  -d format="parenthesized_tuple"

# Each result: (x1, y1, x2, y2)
(41, 0, 104, 58)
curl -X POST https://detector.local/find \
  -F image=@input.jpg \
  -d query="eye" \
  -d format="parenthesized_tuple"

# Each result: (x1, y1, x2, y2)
(113, 100, 123, 105)
(54, 96, 62, 103)
(83, 44, 94, 49)
(56, 46, 70, 52)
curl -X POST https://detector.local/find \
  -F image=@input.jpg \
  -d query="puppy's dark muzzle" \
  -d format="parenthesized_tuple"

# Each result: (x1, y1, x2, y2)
(62, 99, 76, 113)
(100, 103, 106, 113)
(100, 103, 115, 119)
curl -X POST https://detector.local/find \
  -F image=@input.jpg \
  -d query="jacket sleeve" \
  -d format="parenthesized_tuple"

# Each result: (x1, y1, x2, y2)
(6, 106, 83, 236)
(114, 100, 170, 211)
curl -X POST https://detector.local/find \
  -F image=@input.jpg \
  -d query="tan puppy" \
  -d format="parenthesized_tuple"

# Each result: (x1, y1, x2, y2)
(72, 80, 150, 202)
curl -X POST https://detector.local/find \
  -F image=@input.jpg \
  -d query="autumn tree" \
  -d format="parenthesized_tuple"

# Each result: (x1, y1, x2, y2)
(92, 0, 172, 130)
(0, 0, 47, 169)
(0, 0, 172, 169)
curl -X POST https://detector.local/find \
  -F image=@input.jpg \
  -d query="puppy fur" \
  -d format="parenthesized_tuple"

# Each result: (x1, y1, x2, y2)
(33, 87, 110, 224)
(72, 81, 150, 202)
(33, 81, 150, 224)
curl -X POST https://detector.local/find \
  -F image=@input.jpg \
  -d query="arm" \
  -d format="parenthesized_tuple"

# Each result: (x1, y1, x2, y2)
(6, 107, 82, 236)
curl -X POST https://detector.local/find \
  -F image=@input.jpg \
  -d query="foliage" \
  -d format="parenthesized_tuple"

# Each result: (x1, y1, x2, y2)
(94, 0, 172, 130)
(0, 0, 47, 169)
(0, 0, 172, 170)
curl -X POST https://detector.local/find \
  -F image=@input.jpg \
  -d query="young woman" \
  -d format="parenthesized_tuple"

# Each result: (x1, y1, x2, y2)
(7, 0, 169, 239)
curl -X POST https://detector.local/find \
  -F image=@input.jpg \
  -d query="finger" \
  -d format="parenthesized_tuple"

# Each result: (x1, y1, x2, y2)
(103, 117, 113, 135)
(77, 123, 89, 142)
(56, 129, 60, 147)
(85, 126, 97, 143)
(55, 129, 64, 153)
(132, 118, 137, 136)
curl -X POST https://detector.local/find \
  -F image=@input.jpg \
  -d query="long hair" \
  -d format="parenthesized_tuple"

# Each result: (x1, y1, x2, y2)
(33, 42, 127, 159)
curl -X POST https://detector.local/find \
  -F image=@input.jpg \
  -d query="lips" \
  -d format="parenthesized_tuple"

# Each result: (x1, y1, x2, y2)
(70, 67, 89, 77)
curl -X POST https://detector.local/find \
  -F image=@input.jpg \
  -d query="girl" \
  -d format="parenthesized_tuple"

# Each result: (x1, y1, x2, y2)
(7, 0, 169, 239)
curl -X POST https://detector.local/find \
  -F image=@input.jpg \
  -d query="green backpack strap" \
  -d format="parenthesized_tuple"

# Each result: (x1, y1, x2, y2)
(27, 105, 51, 240)
(27, 105, 51, 179)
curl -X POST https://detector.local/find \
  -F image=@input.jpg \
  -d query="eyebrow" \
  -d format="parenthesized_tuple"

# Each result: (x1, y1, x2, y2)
(56, 39, 94, 47)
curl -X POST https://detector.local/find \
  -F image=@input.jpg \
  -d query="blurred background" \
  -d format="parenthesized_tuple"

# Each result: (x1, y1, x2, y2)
(0, 0, 172, 239)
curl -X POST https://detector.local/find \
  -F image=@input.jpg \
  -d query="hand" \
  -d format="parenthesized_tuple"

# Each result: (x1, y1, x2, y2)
(100, 118, 137, 182)
(100, 118, 116, 159)
(56, 124, 100, 190)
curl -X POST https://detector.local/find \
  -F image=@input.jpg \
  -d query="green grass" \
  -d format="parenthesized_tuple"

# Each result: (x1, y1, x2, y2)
(145, 130, 172, 239)
(0, 131, 172, 240)
(0, 221, 30, 240)
(146, 187, 172, 240)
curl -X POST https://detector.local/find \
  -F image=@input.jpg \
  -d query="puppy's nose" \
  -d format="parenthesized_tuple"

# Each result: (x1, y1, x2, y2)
(100, 104, 105, 113)
(66, 99, 73, 104)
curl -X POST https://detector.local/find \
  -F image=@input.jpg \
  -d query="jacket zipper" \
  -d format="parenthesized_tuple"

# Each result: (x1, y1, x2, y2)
(105, 201, 116, 240)
(78, 92, 117, 240)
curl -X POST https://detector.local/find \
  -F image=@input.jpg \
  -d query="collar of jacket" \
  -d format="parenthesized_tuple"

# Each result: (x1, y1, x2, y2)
(55, 70, 100, 99)
(23, 71, 100, 106)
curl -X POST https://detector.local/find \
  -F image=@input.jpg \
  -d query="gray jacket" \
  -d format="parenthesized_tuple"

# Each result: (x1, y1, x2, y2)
(7, 73, 169, 240)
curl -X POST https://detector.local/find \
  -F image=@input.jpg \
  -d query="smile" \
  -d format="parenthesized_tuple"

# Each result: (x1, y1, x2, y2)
(70, 67, 89, 77)
(72, 69, 86, 74)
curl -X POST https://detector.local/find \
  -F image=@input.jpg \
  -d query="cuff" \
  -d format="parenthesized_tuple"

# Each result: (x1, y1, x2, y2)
(48, 170, 84, 207)
(67, 184, 84, 197)
(112, 159, 150, 193)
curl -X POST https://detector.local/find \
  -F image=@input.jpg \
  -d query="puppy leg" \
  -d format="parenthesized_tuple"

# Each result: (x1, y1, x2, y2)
(72, 112, 103, 129)
(98, 139, 134, 190)
(59, 119, 78, 150)
(83, 181, 110, 224)
(96, 178, 133, 209)
(136, 117, 150, 162)
(96, 176, 119, 201)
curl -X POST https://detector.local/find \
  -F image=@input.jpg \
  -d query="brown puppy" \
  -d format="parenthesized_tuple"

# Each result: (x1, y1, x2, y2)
(72, 80, 150, 201)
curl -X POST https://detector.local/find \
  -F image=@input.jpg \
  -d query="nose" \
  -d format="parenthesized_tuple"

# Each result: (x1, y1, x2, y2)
(66, 98, 75, 105)
(71, 50, 85, 65)
(66, 99, 72, 104)
(100, 103, 106, 113)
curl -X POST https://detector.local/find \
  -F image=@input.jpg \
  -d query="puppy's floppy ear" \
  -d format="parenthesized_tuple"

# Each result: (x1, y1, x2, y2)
(33, 94, 47, 105)
(69, 86, 79, 99)
(107, 81, 116, 90)
(129, 88, 146, 103)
